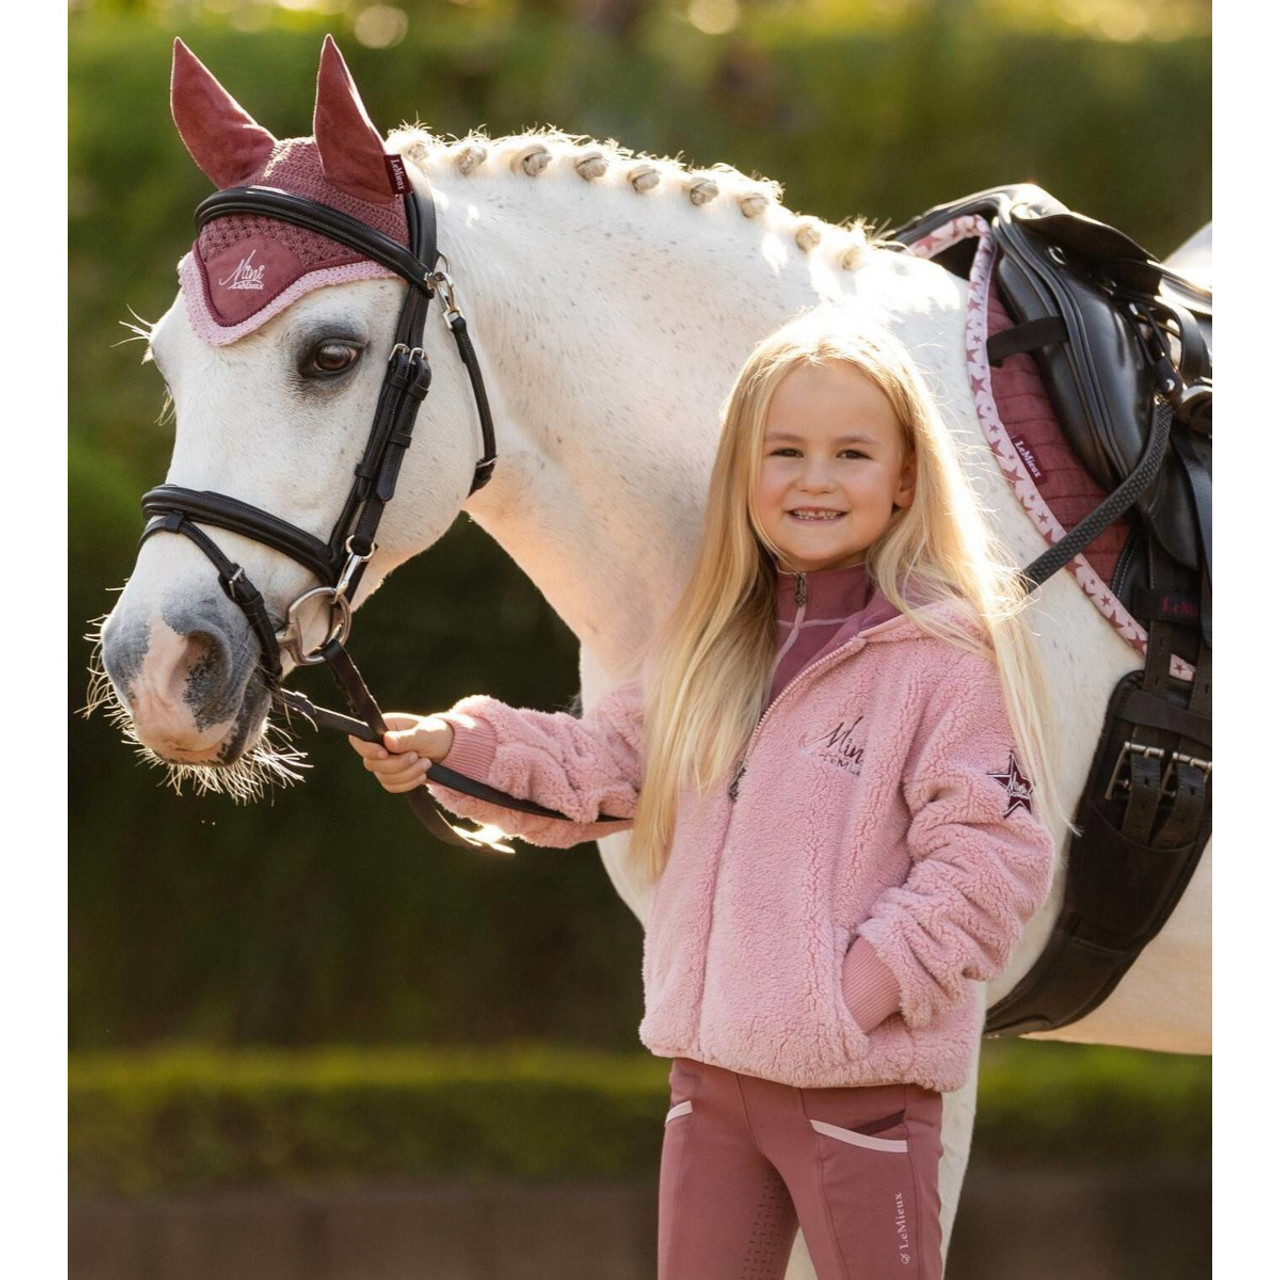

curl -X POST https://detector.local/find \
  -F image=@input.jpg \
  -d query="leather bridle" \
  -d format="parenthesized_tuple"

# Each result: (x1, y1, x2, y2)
(138, 180, 626, 848)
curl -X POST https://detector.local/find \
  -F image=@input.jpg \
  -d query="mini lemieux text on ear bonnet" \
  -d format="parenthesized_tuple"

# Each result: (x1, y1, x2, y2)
(171, 35, 412, 346)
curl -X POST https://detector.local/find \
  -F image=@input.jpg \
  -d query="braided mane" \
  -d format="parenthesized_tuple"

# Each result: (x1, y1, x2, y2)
(388, 124, 874, 271)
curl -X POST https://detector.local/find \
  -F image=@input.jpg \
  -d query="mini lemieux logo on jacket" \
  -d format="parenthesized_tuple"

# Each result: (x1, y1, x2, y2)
(801, 715, 868, 776)
(987, 750, 1033, 816)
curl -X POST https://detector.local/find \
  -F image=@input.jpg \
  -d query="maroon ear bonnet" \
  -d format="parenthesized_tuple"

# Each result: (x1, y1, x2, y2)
(172, 36, 409, 343)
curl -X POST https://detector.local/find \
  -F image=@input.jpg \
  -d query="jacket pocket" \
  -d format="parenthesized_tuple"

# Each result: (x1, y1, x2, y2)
(832, 928, 871, 1053)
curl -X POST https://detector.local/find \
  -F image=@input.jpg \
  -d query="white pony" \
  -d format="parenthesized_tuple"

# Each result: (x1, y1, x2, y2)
(96, 40, 1209, 1277)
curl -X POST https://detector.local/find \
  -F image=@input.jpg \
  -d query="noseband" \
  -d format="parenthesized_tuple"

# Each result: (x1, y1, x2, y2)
(138, 180, 625, 848)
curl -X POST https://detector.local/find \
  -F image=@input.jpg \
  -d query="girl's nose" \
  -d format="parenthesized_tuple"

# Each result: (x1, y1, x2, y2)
(798, 461, 838, 489)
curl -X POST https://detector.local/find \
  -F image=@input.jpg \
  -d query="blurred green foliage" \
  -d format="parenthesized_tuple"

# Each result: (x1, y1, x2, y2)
(69, 1038, 1211, 1194)
(70, 3, 1209, 1053)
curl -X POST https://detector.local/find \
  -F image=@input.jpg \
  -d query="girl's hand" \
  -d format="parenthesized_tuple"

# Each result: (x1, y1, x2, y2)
(347, 713, 455, 794)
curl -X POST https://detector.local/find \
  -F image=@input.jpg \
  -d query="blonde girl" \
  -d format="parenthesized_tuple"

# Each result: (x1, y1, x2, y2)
(351, 309, 1061, 1280)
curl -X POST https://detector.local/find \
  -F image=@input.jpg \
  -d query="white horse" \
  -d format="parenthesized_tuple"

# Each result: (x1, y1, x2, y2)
(95, 50, 1210, 1278)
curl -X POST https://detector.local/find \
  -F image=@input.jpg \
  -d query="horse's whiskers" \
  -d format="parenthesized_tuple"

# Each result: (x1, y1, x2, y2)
(83, 617, 311, 804)
(116, 306, 158, 352)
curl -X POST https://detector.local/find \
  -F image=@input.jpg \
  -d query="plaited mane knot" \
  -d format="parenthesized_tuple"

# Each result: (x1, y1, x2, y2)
(512, 144, 552, 177)
(794, 219, 823, 253)
(685, 175, 719, 205)
(575, 150, 609, 180)
(454, 142, 487, 174)
(628, 163, 661, 193)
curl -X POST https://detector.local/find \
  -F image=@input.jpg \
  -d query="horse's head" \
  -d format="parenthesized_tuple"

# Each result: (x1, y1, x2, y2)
(97, 37, 483, 792)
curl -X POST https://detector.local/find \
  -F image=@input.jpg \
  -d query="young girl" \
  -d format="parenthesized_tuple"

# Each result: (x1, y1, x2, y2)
(349, 312, 1062, 1280)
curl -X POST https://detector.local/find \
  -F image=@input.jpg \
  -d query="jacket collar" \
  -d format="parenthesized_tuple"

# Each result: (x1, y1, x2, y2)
(769, 556, 986, 648)
(773, 560, 874, 623)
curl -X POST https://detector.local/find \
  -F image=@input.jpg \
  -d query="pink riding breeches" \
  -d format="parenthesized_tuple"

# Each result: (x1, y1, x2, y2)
(658, 1056, 944, 1280)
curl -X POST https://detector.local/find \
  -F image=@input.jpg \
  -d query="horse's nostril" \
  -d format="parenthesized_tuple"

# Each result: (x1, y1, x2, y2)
(179, 628, 231, 700)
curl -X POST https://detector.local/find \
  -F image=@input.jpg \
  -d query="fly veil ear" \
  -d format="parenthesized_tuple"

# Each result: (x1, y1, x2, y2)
(171, 33, 400, 201)
(313, 34, 404, 203)
(170, 38, 276, 188)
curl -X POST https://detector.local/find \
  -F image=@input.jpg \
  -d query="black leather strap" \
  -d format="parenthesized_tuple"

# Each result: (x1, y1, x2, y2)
(987, 316, 1068, 367)
(141, 508, 284, 683)
(450, 313, 499, 494)
(142, 485, 338, 585)
(197, 187, 433, 288)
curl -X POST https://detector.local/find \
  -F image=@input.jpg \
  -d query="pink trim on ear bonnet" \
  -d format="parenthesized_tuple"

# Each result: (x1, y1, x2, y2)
(171, 36, 410, 346)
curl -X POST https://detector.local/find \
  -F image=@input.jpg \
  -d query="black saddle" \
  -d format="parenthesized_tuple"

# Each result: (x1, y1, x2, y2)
(894, 186, 1211, 624)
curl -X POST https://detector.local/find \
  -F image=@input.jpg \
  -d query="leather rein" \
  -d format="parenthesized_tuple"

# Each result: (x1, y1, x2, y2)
(139, 181, 627, 849)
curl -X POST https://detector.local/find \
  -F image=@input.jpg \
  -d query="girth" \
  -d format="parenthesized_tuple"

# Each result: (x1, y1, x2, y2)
(138, 181, 625, 849)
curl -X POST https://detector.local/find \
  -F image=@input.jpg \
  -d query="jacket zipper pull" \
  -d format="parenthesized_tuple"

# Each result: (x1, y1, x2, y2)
(728, 759, 747, 802)
(795, 573, 807, 606)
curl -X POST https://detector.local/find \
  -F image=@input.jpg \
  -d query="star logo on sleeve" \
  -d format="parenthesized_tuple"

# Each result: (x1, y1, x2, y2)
(987, 751, 1034, 817)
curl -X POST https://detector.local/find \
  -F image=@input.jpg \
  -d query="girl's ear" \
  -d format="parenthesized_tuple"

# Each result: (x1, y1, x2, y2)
(893, 447, 917, 512)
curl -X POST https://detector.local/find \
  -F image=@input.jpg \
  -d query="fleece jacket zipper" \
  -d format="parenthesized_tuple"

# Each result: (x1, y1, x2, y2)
(727, 572, 882, 803)
(730, 572, 806, 800)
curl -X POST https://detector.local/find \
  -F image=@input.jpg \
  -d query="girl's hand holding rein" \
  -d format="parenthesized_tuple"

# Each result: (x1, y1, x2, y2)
(347, 713, 454, 793)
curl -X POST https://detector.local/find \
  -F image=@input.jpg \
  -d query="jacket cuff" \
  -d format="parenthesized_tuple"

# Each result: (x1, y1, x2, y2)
(437, 712, 499, 780)
(842, 936, 904, 1034)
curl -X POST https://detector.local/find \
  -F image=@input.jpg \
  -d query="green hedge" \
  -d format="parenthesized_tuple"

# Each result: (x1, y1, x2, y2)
(70, 1040, 1210, 1195)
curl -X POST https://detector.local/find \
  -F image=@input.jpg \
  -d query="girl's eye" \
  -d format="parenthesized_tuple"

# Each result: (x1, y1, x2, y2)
(767, 448, 866, 459)
(303, 341, 363, 377)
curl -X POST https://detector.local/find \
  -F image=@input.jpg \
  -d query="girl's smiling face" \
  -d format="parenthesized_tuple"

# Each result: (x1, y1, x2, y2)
(754, 361, 917, 573)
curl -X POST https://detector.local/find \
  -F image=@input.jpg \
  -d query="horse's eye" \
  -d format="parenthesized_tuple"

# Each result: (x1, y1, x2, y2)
(304, 342, 361, 377)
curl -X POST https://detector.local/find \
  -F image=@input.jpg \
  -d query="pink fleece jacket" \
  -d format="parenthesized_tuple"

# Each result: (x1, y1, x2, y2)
(427, 570, 1055, 1092)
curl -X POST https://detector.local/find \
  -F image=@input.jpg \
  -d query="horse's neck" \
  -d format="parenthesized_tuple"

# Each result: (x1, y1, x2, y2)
(421, 156, 967, 679)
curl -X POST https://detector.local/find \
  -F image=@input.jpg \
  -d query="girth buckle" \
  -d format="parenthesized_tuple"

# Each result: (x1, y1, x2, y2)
(1103, 740, 1165, 801)
(1159, 751, 1212, 799)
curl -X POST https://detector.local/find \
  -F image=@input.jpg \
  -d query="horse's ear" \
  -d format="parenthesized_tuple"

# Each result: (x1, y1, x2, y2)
(313, 35, 396, 204)
(170, 38, 276, 189)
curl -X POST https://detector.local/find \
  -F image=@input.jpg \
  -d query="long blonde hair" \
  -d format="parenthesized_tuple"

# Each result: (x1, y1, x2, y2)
(625, 309, 1071, 887)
